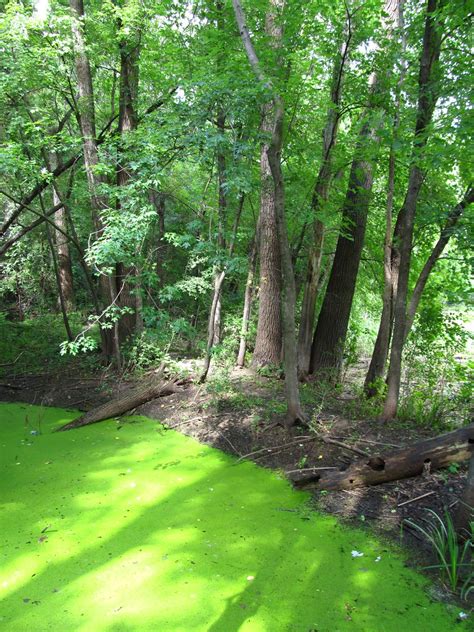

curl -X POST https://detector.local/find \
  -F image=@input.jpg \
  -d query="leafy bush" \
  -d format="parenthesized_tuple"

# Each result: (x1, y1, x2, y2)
(123, 331, 172, 372)
(400, 311, 473, 428)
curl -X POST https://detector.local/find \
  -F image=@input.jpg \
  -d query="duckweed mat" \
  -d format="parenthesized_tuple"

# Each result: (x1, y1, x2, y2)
(0, 403, 464, 631)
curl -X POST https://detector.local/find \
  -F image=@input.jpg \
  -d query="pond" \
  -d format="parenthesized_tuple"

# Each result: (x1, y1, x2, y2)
(0, 403, 464, 631)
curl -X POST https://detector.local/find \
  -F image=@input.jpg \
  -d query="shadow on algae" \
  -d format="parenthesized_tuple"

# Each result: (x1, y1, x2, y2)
(0, 402, 466, 631)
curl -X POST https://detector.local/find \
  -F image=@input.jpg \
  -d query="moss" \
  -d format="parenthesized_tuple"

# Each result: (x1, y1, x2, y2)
(0, 403, 465, 631)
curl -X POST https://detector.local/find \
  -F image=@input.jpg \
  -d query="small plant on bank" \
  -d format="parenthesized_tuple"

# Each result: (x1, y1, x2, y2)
(403, 509, 473, 597)
(256, 363, 283, 379)
(297, 455, 308, 469)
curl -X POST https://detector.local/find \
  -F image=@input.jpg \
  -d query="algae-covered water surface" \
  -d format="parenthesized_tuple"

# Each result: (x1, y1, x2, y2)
(0, 403, 464, 631)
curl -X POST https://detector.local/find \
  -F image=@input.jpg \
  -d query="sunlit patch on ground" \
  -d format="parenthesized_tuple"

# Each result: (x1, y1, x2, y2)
(0, 403, 464, 631)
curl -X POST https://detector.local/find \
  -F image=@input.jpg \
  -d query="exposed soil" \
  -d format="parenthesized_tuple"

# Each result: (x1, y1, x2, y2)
(1, 363, 469, 570)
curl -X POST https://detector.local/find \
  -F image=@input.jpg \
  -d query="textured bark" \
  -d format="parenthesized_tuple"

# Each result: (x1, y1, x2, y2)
(150, 191, 166, 283)
(199, 4, 232, 381)
(252, 101, 282, 367)
(365, 4, 407, 396)
(62, 201, 104, 322)
(269, 103, 305, 424)
(383, 0, 444, 419)
(201, 270, 226, 382)
(17, 102, 75, 310)
(57, 368, 187, 431)
(233, 0, 304, 425)
(367, 183, 467, 387)
(265, 2, 304, 425)
(298, 218, 324, 375)
(310, 0, 400, 377)
(200, 195, 244, 382)
(236, 227, 259, 367)
(44, 215, 73, 341)
(309, 120, 381, 376)
(298, 18, 352, 376)
(212, 108, 228, 347)
(53, 191, 75, 311)
(291, 423, 474, 491)
(70, 0, 108, 216)
(70, 0, 119, 366)
(116, 20, 141, 342)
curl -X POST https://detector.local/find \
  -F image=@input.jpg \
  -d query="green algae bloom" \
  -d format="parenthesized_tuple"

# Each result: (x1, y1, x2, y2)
(0, 403, 464, 631)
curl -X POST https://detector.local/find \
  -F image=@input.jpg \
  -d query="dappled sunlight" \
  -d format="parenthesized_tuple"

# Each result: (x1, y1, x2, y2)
(0, 552, 44, 600)
(1, 403, 465, 631)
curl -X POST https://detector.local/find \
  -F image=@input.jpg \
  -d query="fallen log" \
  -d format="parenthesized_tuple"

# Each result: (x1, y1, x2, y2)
(57, 368, 187, 431)
(290, 423, 474, 491)
(455, 451, 474, 537)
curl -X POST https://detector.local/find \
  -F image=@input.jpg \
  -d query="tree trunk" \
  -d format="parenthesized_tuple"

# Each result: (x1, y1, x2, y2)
(200, 4, 232, 381)
(200, 195, 244, 382)
(269, 105, 305, 425)
(41, 153, 75, 313)
(404, 186, 473, 340)
(200, 270, 226, 382)
(309, 120, 381, 377)
(69, 0, 119, 366)
(116, 18, 141, 342)
(309, 0, 400, 378)
(366, 174, 465, 391)
(150, 191, 166, 285)
(365, 4, 407, 396)
(298, 19, 352, 376)
(44, 212, 74, 341)
(53, 191, 75, 311)
(252, 101, 282, 368)
(233, 0, 304, 425)
(212, 108, 228, 347)
(298, 219, 324, 375)
(265, 5, 304, 425)
(62, 200, 108, 337)
(383, 0, 444, 419)
(237, 225, 259, 367)
(291, 423, 474, 491)
(365, 96, 407, 391)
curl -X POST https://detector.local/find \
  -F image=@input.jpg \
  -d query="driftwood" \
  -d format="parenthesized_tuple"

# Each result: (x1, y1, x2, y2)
(58, 367, 187, 431)
(455, 451, 474, 536)
(290, 423, 474, 491)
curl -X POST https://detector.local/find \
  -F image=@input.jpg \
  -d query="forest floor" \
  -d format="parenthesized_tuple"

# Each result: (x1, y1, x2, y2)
(0, 357, 469, 597)
(0, 314, 471, 608)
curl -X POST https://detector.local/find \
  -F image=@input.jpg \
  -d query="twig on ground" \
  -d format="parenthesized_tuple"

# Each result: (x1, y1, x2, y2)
(397, 491, 435, 508)
(237, 431, 369, 464)
(169, 416, 202, 428)
(236, 436, 315, 463)
(354, 437, 402, 449)
(285, 467, 338, 474)
(321, 436, 368, 457)
(191, 384, 203, 404)
(0, 352, 24, 368)
(215, 429, 241, 457)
